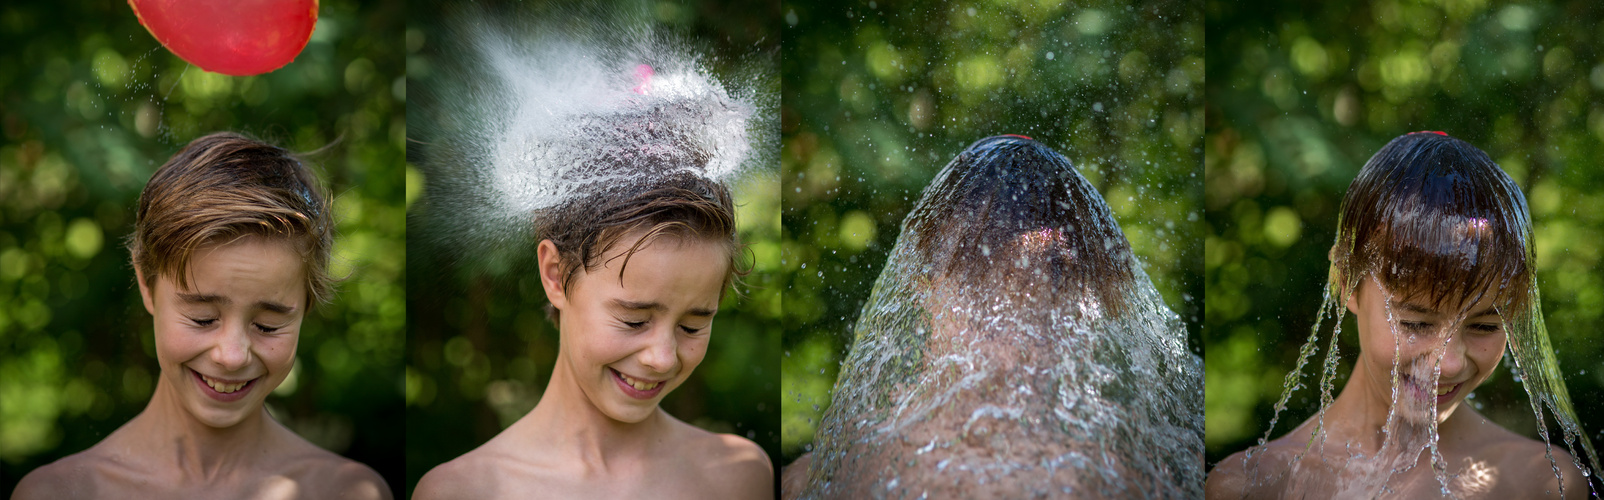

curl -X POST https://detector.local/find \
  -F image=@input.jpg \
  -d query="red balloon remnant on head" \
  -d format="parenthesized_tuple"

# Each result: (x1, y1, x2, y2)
(129, 0, 318, 76)
(1409, 130, 1449, 136)
(632, 64, 654, 95)
(1003, 134, 1033, 140)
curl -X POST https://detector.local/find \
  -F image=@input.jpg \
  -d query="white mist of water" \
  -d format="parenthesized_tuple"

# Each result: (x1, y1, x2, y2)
(411, 10, 774, 273)
(480, 37, 755, 214)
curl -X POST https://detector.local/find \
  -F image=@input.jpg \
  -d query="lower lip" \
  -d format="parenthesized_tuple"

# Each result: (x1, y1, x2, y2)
(611, 368, 665, 400)
(190, 368, 257, 402)
(1436, 383, 1462, 404)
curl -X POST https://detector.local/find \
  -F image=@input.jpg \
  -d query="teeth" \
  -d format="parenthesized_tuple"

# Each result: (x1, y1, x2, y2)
(617, 371, 660, 391)
(1436, 384, 1456, 396)
(200, 373, 248, 394)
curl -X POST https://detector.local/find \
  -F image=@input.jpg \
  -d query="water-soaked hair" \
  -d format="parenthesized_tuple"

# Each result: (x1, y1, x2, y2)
(536, 172, 743, 322)
(1330, 131, 1531, 312)
(127, 132, 334, 306)
(904, 135, 1134, 316)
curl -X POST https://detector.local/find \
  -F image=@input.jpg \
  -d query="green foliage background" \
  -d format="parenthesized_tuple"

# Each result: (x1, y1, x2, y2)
(0, 0, 407, 493)
(402, 0, 781, 496)
(779, 0, 1204, 463)
(1205, 0, 1604, 472)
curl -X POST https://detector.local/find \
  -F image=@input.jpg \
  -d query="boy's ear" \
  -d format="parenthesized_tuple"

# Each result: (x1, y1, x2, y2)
(537, 240, 569, 311)
(1345, 274, 1364, 316)
(1329, 245, 1361, 315)
(134, 266, 156, 315)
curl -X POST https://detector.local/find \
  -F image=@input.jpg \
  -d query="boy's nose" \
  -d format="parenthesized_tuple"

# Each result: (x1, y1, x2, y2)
(210, 321, 254, 371)
(1435, 332, 1469, 382)
(638, 325, 678, 374)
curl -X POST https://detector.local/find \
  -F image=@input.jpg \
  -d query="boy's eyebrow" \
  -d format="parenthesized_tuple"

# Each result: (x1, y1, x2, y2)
(1389, 301, 1437, 315)
(257, 301, 297, 314)
(1465, 307, 1498, 319)
(178, 292, 228, 305)
(686, 307, 717, 317)
(176, 292, 296, 314)
(1388, 300, 1499, 319)
(611, 299, 717, 317)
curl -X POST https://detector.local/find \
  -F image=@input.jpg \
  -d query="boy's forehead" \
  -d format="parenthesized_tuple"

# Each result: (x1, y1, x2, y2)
(1381, 282, 1501, 316)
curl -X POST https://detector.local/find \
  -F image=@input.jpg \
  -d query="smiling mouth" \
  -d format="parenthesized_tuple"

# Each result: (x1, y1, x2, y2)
(192, 368, 257, 394)
(613, 368, 662, 392)
(1403, 376, 1462, 404)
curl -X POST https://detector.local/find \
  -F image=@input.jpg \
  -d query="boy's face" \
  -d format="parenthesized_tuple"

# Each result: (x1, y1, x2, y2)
(540, 233, 726, 424)
(1347, 275, 1506, 423)
(137, 236, 304, 428)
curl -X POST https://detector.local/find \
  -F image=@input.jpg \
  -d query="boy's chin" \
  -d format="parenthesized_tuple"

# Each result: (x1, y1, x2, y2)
(603, 404, 657, 424)
(187, 401, 256, 428)
(1393, 401, 1451, 426)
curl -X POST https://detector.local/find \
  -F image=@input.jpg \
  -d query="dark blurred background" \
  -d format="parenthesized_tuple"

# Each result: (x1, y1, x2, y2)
(1205, 0, 1604, 472)
(779, 0, 1204, 464)
(0, 0, 406, 494)
(403, 0, 781, 497)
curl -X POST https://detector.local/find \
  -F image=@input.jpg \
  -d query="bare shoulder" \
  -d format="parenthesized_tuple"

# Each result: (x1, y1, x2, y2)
(413, 448, 509, 500)
(1479, 431, 1589, 499)
(13, 451, 109, 499)
(1206, 435, 1308, 500)
(12, 422, 159, 500)
(306, 455, 392, 500)
(779, 452, 812, 500)
(275, 437, 393, 500)
(1205, 449, 1252, 500)
(676, 422, 773, 499)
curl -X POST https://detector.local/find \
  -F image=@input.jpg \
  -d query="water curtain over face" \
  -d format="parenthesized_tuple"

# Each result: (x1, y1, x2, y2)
(410, 15, 771, 274)
(801, 136, 1204, 499)
(1244, 132, 1599, 497)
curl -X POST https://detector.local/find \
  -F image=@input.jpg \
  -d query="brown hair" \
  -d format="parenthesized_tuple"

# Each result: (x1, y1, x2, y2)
(127, 132, 335, 306)
(536, 172, 744, 322)
(1330, 131, 1532, 311)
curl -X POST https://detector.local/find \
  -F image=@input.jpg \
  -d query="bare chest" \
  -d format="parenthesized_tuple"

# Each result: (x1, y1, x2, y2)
(81, 467, 333, 500)
(484, 462, 725, 500)
(1250, 448, 1554, 499)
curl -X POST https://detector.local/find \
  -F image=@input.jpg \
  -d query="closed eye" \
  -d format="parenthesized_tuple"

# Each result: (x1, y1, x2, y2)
(1399, 321, 1432, 331)
(1469, 323, 1501, 333)
(255, 323, 286, 334)
(189, 317, 218, 328)
(680, 325, 705, 334)
(623, 321, 647, 330)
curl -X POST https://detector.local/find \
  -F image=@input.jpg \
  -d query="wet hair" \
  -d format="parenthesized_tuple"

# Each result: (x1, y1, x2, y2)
(904, 135, 1134, 316)
(1330, 131, 1531, 312)
(127, 132, 335, 306)
(536, 172, 743, 322)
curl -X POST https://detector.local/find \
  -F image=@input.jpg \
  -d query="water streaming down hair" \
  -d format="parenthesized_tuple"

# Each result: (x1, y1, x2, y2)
(408, 10, 772, 274)
(799, 136, 1204, 499)
(1242, 132, 1599, 497)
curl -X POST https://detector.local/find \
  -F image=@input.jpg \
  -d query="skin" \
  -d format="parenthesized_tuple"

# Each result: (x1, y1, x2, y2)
(413, 232, 772, 500)
(12, 235, 390, 500)
(1207, 275, 1588, 499)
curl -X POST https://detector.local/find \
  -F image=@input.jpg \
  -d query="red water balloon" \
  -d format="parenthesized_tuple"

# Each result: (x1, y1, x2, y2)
(129, 0, 318, 76)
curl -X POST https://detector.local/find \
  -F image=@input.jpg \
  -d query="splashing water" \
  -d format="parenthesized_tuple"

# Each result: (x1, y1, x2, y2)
(1236, 132, 1600, 498)
(796, 136, 1203, 498)
(410, 9, 774, 273)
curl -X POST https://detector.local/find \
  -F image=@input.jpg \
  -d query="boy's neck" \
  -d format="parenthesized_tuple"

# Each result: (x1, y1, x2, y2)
(522, 351, 671, 471)
(124, 377, 275, 481)
(1322, 359, 1466, 456)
